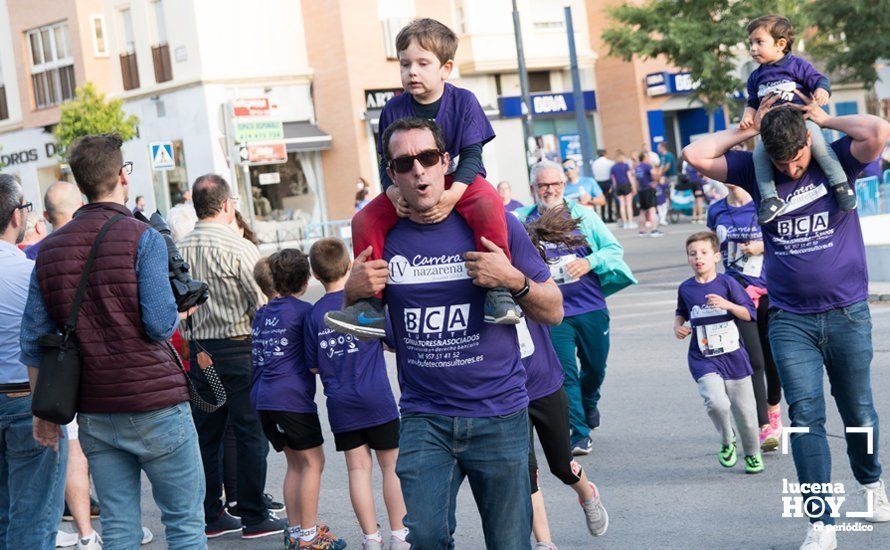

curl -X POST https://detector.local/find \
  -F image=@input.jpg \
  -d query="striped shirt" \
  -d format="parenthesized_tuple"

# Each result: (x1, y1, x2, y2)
(178, 221, 266, 340)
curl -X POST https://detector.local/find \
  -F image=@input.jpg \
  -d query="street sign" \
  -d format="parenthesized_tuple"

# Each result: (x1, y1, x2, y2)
(238, 143, 287, 165)
(232, 98, 271, 117)
(234, 120, 284, 143)
(149, 142, 175, 170)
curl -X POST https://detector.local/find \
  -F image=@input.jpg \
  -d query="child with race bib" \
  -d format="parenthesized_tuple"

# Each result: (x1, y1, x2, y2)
(304, 238, 409, 550)
(740, 14, 855, 224)
(674, 232, 764, 474)
(327, 18, 519, 339)
(250, 250, 347, 550)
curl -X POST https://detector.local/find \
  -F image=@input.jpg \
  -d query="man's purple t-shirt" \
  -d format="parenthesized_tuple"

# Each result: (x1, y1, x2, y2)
(383, 212, 550, 417)
(304, 290, 399, 434)
(378, 83, 495, 177)
(676, 274, 755, 381)
(706, 198, 767, 288)
(505, 199, 524, 213)
(524, 205, 606, 317)
(746, 54, 828, 110)
(250, 297, 316, 413)
(860, 158, 882, 180)
(634, 162, 654, 190)
(724, 137, 868, 313)
(522, 318, 564, 402)
(610, 162, 631, 185)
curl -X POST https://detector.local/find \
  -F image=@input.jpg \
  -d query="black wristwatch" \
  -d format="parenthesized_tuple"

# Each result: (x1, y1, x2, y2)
(510, 276, 531, 300)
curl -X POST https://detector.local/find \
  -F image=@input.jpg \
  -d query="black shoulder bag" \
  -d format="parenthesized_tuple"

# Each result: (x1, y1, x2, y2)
(32, 214, 124, 424)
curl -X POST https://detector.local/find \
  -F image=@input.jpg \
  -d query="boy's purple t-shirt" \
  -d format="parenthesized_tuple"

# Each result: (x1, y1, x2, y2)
(250, 297, 316, 413)
(655, 180, 669, 206)
(524, 205, 607, 317)
(522, 318, 564, 402)
(676, 274, 755, 381)
(706, 198, 767, 288)
(685, 164, 704, 185)
(724, 137, 868, 313)
(610, 162, 631, 185)
(383, 212, 550, 417)
(634, 162, 654, 190)
(746, 54, 828, 110)
(378, 82, 495, 176)
(304, 290, 399, 434)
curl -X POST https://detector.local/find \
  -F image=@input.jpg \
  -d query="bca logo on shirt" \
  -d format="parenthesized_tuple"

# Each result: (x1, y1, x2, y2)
(777, 212, 828, 237)
(404, 304, 470, 334)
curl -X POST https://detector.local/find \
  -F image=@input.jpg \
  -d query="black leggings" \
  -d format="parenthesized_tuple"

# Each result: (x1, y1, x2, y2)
(737, 293, 782, 426)
(528, 387, 583, 494)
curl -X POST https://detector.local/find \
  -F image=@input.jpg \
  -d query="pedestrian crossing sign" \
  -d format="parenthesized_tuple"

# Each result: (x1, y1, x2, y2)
(149, 142, 175, 170)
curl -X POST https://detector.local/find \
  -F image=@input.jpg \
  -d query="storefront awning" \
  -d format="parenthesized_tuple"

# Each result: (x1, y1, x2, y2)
(283, 121, 332, 152)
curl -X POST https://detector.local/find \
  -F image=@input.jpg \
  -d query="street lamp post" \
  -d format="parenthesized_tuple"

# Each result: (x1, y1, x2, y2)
(512, 0, 534, 164)
(565, 4, 594, 178)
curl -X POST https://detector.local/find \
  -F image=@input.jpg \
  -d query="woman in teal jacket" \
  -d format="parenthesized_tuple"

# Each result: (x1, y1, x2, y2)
(516, 160, 636, 454)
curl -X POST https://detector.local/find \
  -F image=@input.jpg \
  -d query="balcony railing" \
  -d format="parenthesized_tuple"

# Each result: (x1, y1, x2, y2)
(120, 51, 140, 91)
(152, 43, 172, 83)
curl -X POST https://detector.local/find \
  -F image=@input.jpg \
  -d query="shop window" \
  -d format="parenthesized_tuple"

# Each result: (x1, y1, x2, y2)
(528, 71, 551, 93)
(27, 21, 76, 109)
(248, 153, 314, 222)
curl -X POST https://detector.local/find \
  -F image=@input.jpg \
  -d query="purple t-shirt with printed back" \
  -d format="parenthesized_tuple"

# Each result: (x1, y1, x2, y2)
(304, 290, 399, 434)
(523, 205, 607, 317)
(505, 199, 525, 213)
(522, 318, 564, 402)
(724, 137, 868, 313)
(746, 54, 829, 110)
(610, 162, 631, 186)
(634, 162, 654, 190)
(250, 297, 316, 413)
(706, 198, 767, 288)
(382, 212, 550, 417)
(676, 274, 756, 381)
(655, 181, 669, 206)
(378, 82, 495, 176)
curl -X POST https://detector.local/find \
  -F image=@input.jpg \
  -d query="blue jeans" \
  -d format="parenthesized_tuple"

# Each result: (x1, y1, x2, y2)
(0, 394, 67, 550)
(79, 402, 206, 549)
(550, 309, 611, 442)
(754, 119, 847, 199)
(396, 410, 532, 550)
(769, 301, 882, 524)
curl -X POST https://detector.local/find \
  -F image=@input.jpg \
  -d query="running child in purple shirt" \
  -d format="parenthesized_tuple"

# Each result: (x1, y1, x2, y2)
(674, 232, 763, 474)
(333, 18, 520, 340)
(304, 238, 408, 550)
(740, 15, 854, 224)
(250, 250, 347, 550)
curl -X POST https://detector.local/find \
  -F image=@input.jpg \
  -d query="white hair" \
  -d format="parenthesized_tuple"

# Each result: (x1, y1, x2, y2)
(530, 160, 566, 186)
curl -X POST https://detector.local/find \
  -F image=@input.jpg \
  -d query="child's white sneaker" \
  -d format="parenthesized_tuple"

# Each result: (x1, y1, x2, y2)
(799, 522, 836, 550)
(858, 479, 890, 522)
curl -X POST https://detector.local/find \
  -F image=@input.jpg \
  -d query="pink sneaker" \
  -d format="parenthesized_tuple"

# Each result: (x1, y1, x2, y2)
(768, 405, 783, 431)
(760, 424, 780, 452)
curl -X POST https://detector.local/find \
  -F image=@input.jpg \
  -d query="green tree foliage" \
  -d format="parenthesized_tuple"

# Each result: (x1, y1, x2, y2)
(804, 0, 890, 88)
(53, 83, 139, 158)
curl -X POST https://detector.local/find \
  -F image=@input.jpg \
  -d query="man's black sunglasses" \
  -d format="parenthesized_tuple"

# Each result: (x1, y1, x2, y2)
(388, 149, 444, 174)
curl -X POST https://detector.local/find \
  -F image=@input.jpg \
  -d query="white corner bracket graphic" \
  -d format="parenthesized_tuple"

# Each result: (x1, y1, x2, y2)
(846, 426, 875, 455)
(781, 427, 810, 455)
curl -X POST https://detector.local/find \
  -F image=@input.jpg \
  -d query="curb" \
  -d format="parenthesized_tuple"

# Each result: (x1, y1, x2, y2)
(868, 293, 890, 303)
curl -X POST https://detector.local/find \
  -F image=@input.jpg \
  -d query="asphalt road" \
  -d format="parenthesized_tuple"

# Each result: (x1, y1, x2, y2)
(65, 219, 890, 549)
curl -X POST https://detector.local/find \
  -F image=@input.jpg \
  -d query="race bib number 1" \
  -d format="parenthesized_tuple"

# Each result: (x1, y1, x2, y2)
(741, 254, 764, 277)
(550, 254, 580, 286)
(516, 318, 535, 358)
(696, 321, 741, 357)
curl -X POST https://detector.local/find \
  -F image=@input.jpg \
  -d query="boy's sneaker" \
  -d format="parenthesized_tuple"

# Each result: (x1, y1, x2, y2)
(141, 527, 154, 545)
(56, 529, 79, 548)
(298, 530, 348, 550)
(650, 230, 665, 237)
(857, 479, 890, 522)
(579, 481, 609, 536)
(534, 543, 559, 550)
(799, 521, 837, 550)
(758, 197, 787, 224)
(242, 513, 287, 539)
(76, 532, 102, 550)
(205, 509, 242, 538)
(745, 453, 764, 474)
(361, 539, 383, 550)
(324, 297, 387, 339)
(571, 436, 593, 456)
(389, 535, 411, 549)
(484, 288, 521, 325)
(760, 424, 780, 452)
(831, 182, 857, 212)
(719, 440, 738, 468)
(265, 493, 285, 513)
(286, 531, 300, 550)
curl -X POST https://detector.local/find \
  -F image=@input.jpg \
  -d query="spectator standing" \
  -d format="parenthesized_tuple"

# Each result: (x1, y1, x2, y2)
(178, 174, 284, 539)
(562, 158, 604, 208)
(133, 194, 145, 215)
(21, 135, 204, 549)
(498, 180, 525, 212)
(0, 174, 68, 549)
(19, 211, 47, 255)
(592, 150, 616, 222)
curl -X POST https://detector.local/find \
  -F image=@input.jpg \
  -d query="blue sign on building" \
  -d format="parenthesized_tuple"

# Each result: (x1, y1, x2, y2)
(498, 91, 597, 118)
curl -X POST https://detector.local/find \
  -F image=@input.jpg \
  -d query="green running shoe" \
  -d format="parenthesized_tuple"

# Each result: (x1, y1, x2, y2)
(719, 440, 737, 468)
(745, 453, 764, 474)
